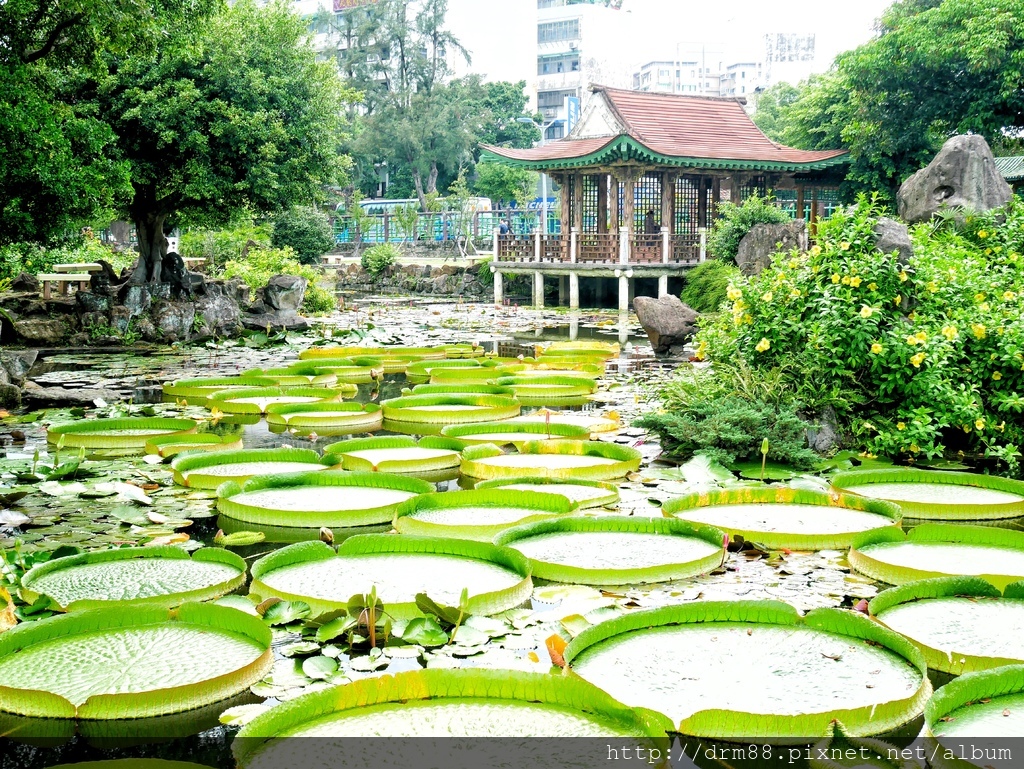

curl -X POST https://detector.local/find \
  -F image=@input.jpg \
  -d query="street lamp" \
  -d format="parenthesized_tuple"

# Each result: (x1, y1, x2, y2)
(518, 116, 562, 235)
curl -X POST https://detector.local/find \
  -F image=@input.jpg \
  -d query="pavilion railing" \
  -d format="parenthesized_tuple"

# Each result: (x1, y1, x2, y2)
(495, 229, 705, 265)
(496, 233, 535, 262)
(576, 233, 619, 263)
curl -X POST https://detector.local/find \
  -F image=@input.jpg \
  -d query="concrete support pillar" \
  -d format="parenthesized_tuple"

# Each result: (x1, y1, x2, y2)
(699, 228, 707, 262)
(492, 269, 503, 308)
(493, 228, 500, 260)
(618, 228, 629, 264)
(570, 227, 578, 263)
(661, 226, 670, 263)
(618, 274, 629, 313)
(558, 275, 568, 307)
(569, 273, 579, 309)
(534, 229, 541, 262)
(533, 272, 544, 309)
(658, 275, 668, 297)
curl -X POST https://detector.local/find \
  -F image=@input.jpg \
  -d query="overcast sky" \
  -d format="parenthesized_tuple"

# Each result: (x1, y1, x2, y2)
(446, 0, 895, 84)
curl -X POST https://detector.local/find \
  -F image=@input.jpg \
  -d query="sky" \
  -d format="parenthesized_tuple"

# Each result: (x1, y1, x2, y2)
(446, 0, 895, 85)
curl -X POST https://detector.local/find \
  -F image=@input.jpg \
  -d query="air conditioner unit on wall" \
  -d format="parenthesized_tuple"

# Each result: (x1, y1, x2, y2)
(569, 42, 577, 50)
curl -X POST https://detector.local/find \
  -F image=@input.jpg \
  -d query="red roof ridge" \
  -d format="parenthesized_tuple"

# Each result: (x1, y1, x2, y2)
(592, 83, 748, 105)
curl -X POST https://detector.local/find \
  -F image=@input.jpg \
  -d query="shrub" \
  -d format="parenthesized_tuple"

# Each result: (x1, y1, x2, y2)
(271, 207, 335, 266)
(679, 260, 740, 313)
(361, 243, 399, 280)
(637, 363, 819, 468)
(0, 232, 133, 283)
(223, 246, 335, 316)
(694, 195, 1024, 476)
(708, 192, 790, 261)
(179, 221, 272, 272)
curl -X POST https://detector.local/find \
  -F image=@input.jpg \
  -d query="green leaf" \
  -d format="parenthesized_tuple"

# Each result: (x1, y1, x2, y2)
(214, 530, 266, 547)
(262, 600, 312, 625)
(398, 616, 449, 647)
(301, 655, 338, 680)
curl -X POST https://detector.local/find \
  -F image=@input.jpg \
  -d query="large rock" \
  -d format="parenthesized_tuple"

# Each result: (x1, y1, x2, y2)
(0, 350, 37, 386)
(263, 275, 307, 312)
(120, 284, 152, 317)
(194, 293, 242, 337)
(10, 272, 39, 292)
(898, 135, 1012, 223)
(873, 218, 913, 265)
(22, 381, 122, 407)
(633, 295, 699, 355)
(0, 383, 21, 407)
(735, 220, 808, 276)
(151, 301, 196, 342)
(12, 318, 66, 345)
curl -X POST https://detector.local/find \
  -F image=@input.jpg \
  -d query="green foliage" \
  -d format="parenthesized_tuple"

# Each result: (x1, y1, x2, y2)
(637, 364, 819, 468)
(361, 244, 400, 280)
(695, 196, 1024, 475)
(473, 162, 535, 207)
(179, 221, 272, 272)
(750, 82, 802, 142)
(223, 245, 335, 316)
(0, 233, 131, 283)
(708, 193, 789, 261)
(476, 80, 540, 150)
(679, 260, 741, 313)
(271, 207, 335, 266)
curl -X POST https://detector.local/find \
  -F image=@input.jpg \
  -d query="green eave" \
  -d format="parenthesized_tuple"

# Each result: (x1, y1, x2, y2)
(481, 135, 850, 173)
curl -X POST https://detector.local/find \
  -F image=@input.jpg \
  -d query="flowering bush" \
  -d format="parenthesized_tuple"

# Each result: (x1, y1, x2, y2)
(695, 195, 1024, 475)
(224, 246, 336, 316)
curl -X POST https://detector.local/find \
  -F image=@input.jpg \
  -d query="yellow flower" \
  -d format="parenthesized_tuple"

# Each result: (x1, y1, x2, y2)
(810, 244, 822, 256)
(894, 295, 902, 306)
(896, 422, 906, 431)
(755, 338, 771, 352)
(695, 340, 708, 360)
(790, 288, 801, 298)
(909, 443, 920, 454)
(907, 311, 917, 321)
(1004, 291, 1016, 301)
(839, 241, 851, 251)
(868, 282, 878, 291)
(979, 302, 990, 312)
(787, 258, 800, 269)
(850, 276, 862, 288)
(906, 335, 920, 346)
(860, 305, 874, 319)
(870, 342, 884, 354)
(941, 325, 958, 341)
(898, 270, 908, 282)
(993, 372, 1003, 381)
(963, 424, 972, 433)
(761, 291, 773, 302)
(975, 418, 986, 431)
(971, 323, 987, 339)
(998, 421, 1006, 432)
(975, 292, 987, 302)
(726, 286, 743, 301)
(926, 281, 938, 293)
(841, 275, 851, 285)
(978, 230, 988, 238)
(831, 273, 841, 284)
(914, 331, 927, 342)
(1010, 253, 1019, 262)
(910, 352, 926, 368)
(743, 313, 753, 324)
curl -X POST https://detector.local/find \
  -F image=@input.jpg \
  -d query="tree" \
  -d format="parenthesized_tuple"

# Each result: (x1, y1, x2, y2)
(477, 81, 540, 150)
(767, 0, 1024, 203)
(94, 0, 354, 283)
(271, 207, 336, 265)
(473, 161, 535, 207)
(751, 82, 801, 143)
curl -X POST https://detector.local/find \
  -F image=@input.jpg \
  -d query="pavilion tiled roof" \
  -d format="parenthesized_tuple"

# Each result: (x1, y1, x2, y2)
(996, 155, 1024, 182)
(482, 85, 848, 172)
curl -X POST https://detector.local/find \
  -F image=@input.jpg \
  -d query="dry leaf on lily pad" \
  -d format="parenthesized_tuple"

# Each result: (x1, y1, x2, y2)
(0, 587, 17, 632)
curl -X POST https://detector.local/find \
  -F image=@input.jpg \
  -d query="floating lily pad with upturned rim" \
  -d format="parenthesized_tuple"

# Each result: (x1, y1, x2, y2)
(217, 471, 433, 528)
(543, 340, 619, 358)
(869, 576, 1024, 675)
(206, 387, 354, 415)
(494, 516, 726, 585)
(429, 367, 501, 385)
(460, 440, 641, 481)
(832, 468, 1024, 521)
(47, 418, 198, 450)
(662, 486, 902, 551)
(474, 476, 620, 509)
(401, 384, 515, 397)
(144, 431, 244, 457)
(441, 420, 591, 447)
(381, 394, 520, 426)
(405, 359, 483, 385)
(162, 376, 279, 401)
(298, 346, 444, 362)
(20, 545, 246, 611)
(924, 664, 1024, 766)
(0, 602, 272, 719)
(265, 403, 382, 432)
(240, 367, 340, 387)
(218, 514, 389, 545)
(850, 524, 1024, 590)
(232, 669, 670, 766)
(171, 448, 334, 489)
(248, 536, 531, 619)
(393, 488, 577, 541)
(494, 375, 598, 405)
(564, 600, 930, 740)
(515, 410, 620, 433)
(322, 436, 464, 475)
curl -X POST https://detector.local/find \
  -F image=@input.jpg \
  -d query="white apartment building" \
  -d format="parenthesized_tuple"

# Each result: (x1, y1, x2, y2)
(631, 51, 725, 97)
(719, 61, 763, 98)
(535, 0, 637, 140)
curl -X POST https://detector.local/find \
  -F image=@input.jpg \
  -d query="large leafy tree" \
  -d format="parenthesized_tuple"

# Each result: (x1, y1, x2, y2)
(96, 0, 353, 283)
(763, 0, 1024, 203)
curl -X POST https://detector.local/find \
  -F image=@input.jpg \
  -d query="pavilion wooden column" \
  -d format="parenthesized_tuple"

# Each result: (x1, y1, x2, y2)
(661, 171, 676, 233)
(697, 175, 709, 228)
(608, 173, 620, 232)
(573, 173, 584, 234)
(557, 174, 571, 238)
(711, 177, 722, 219)
(621, 169, 640, 235)
(597, 173, 609, 233)
(796, 184, 805, 221)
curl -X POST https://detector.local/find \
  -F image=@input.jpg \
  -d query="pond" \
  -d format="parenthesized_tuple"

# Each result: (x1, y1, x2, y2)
(1, 302, 1021, 768)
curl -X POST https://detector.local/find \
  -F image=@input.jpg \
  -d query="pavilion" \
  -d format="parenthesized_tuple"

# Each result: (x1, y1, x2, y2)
(480, 85, 848, 310)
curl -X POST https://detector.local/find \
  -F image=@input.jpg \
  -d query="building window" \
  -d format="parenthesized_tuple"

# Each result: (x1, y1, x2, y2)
(538, 19, 580, 44)
(538, 89, 577, 108)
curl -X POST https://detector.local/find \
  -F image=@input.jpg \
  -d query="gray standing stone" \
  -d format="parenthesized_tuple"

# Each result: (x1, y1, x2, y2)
(0, 350, 37, 385)
(0, 384, 21, 407)
(194, 294, 242, 337)
(120, 285, 152, 317)
(10, 273, 39, 292)
(76, 290, 111, 314)
(151, 301, 196, 342)
(873, 218, 914, 265)
(263, 275, 307, 312)
(633, 295, 699, 355)
(898, 135, 1013, 223)
(735, 220, 808, 276)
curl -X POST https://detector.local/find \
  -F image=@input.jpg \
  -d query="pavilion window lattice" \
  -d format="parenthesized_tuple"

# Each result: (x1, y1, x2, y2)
(578, 175, 599, 234)
(673, 176, 703, 241)
(634, 173, 662, 232)
(738, 175, 768, 202)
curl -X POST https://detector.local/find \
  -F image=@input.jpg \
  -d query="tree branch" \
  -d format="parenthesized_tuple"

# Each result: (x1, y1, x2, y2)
(22, 13, 86, 63)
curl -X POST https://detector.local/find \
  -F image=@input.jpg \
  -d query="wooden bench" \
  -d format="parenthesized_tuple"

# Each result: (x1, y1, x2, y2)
(182, 257, 207, 269)
(53, 262, 103, 274)
(38, 273, 93, 299)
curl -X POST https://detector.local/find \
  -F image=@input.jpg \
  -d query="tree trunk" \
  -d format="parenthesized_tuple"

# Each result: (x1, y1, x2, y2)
(427, 161, 439, 195)
(412, 170, 428, 212)
(129, 209, 168, 285)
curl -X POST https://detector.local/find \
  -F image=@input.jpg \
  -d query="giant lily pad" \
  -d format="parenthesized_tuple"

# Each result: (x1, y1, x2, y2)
(869, 577, 1024, 675)
(323, 436, 464, 475)
(924, 664, 1024, 766)
(474, 476, 620, 509)
(206, 387, 354, 415)
(403, 384, 514, 397)
(20, 545, 246, 611)
(171, 448, 333, 489)
(0, 603, 272, 719)
(381, 394, 520, 426)
(233, 669, 670, 767)
(299, 346, 444, 363)
(405, 359, 483, 385)
(494, 517, 726, 585)
(241, 367, 340, 387)
(515, 410, 621, 433)
(47, 418, 198, 450)
(543, 340, 618, 359)
(265, 402, 382, 433)
(393, 488, 577, 541)
(248, 536, 531, 618)
(662, 487, 902, 550)
(429, 367, 501, 385)
(162, 376, 279, 401)
(494, 376, 598, 406)
(832, 469, 1024, 520)
(565, 601, 930, 739)
(291, 359, 384, 384)
(440, 420, 590, 447)
(217, 471, 433, 528)
(144, 431, 244, 458)
(460, 440, 641, 481)
(850, 524, 1024, 590)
